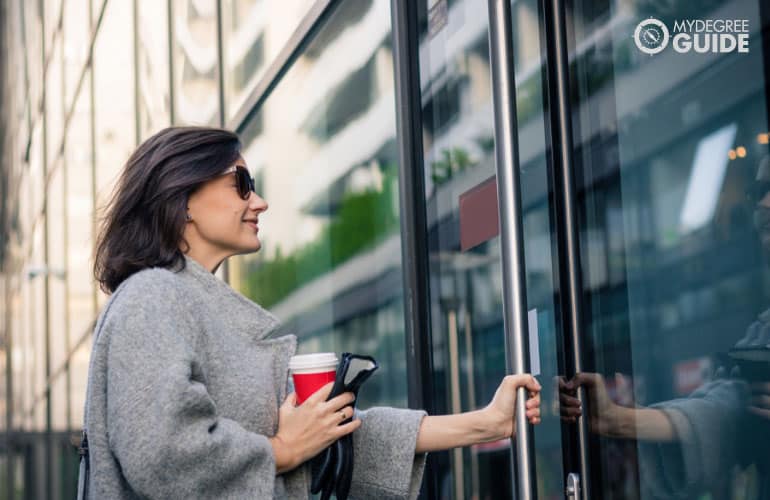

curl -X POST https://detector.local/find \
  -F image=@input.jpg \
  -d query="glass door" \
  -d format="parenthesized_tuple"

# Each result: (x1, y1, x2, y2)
(556, 0, 770, 498)
(416, 0, 770, 498)
(416, 1, 569, 498)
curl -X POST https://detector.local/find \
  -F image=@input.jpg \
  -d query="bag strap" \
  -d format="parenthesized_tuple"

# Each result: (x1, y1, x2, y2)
(78, 430, 89, 463)
(76, 430, 89, 499)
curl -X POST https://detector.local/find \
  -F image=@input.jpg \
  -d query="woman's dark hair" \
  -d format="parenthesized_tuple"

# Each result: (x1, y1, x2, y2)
(94, 126, 242, 294)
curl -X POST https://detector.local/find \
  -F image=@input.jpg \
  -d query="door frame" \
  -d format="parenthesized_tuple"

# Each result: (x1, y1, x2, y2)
(388, 0, 586, 498)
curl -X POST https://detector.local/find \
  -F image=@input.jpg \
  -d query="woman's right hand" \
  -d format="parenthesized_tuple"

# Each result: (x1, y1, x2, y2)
(269, 382, 361, 474)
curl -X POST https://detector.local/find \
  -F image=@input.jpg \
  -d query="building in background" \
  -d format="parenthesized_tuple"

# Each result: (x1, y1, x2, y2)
(1, 0, 770, 499)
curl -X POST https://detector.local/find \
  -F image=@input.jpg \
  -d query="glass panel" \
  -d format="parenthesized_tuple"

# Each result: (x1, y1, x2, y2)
(69, 338, 92, 429)
(93, 0, 135, 223)
(229, 0, 408, 408)
(19, 277, 33, 430)
(31, 223, 47, 432)
(29, 123, 44, 246)
(564, 0, 770, 498)
(44, 0, 61, 63)
(221, 0, 336, 122)
(137, 0, 171, 139)
(418, 0, 563, 497)
(93, 1, 135, 311)
(46, 166, 67, 379)
(92, 0, 105, 28)
(26, 1, 44, 127)
(10, 278, 25, 430)
(61, 438, 81, 497)
(66, 80, 95, 355)
(47, 161, 70, 435)
(51, 376, 68, 432)
(172, 0, 219, 125)
(0, 278, 5, 434)
(46, 37, 64, 165)
(63, 0, 90, 110)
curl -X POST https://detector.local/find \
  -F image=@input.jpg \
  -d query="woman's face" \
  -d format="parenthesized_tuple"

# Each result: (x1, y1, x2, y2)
(184, 156, 267, 260)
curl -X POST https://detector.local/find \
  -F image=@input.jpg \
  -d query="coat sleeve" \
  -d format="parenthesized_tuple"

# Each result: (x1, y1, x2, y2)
(104, 272, 278, 499)
(349, 406, 427, 499)
(636, 378, 748, 498)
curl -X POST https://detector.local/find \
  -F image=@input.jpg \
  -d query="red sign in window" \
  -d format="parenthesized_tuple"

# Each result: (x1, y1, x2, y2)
(459, 176, 499, 252)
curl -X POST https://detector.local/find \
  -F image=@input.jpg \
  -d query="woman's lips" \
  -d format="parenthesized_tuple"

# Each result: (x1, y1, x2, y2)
(244, 221, 258, 231)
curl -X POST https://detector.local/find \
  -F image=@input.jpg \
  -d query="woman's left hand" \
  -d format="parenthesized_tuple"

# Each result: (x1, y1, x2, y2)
(483, 374, 542, 440)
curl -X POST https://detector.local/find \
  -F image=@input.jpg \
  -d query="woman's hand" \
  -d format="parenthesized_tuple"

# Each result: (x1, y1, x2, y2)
(564, 372, 675, 441)
(565, 373, 620, 435)
(414, 374, 542, 453)
(269, 382, 361, 474)
(482, 374, 542, 440)
(557, 375, 582, 423)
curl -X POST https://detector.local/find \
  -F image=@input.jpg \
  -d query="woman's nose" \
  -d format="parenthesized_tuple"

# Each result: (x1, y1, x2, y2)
(249, 192, 268, 212)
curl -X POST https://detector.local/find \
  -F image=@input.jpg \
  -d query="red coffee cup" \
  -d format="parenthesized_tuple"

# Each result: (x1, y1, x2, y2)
(288, 353, 338, 405)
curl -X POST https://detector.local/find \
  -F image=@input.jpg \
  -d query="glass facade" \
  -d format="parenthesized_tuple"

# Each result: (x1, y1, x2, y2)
(566, 1, 770, 498)
(220, 0, 315, 121)
(1, 0, 769, 499)
(172, 0, 220, 126)
(229, 0, 408, 409)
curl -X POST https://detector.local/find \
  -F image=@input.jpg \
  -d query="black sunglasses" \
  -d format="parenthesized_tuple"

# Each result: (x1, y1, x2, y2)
(223, 165, 256, 200)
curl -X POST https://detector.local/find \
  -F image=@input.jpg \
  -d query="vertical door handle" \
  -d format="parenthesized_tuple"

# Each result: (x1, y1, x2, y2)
(542, 0, 592, 498)
(487, 1, 538, 499)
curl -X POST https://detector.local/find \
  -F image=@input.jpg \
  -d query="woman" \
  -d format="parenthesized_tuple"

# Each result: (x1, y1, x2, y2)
(82, 126, 542, 499)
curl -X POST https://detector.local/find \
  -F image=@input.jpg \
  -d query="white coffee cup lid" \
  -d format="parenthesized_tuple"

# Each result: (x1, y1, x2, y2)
(288, 352, 338, 371)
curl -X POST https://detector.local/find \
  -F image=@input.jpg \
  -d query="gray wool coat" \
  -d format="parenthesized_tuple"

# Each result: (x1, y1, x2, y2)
(82, 255, 427, 499)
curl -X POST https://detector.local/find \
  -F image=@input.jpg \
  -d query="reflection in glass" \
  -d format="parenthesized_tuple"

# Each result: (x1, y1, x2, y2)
(221, 0, 349, 121)
(46, 166, 67, 382)
(93, 0, 135, 313)
(172, 0, 219, 125)
(69, 339, 92, 430)
(31, 224, 46, 432)
(92, 0, 105, 28)
(230, 0, 407, 409)
(51, 376, 68, 432)
(561, 0, 770, 498)
(137, 0, 171, 139)
(25, 1, 43, 127)
(419, 0, 562, 497)
(46, 38, 64, 165)
(44, 0, 61, 63)
(66, 80, 95, 430)
(63, 0, 90, 109)
(93, 0, 135, 205)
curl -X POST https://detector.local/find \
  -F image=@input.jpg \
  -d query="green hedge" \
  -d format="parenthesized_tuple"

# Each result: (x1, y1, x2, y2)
(242, 169, 400, 307)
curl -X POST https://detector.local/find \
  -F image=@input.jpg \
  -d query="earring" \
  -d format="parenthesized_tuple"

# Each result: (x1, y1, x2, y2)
(186, 213, 192, 221)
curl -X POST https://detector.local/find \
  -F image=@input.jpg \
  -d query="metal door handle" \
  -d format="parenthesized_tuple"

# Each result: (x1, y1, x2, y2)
(566, 473, 580, 500)
(487, 0, 537, 499)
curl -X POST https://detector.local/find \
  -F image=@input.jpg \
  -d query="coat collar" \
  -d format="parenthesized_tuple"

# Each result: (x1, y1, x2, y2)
(177, 254, 284, 340)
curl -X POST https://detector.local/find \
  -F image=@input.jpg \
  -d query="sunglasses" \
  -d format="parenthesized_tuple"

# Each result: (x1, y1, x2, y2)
(222, 165, 256, 200)
(745, 180, 770, 206)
